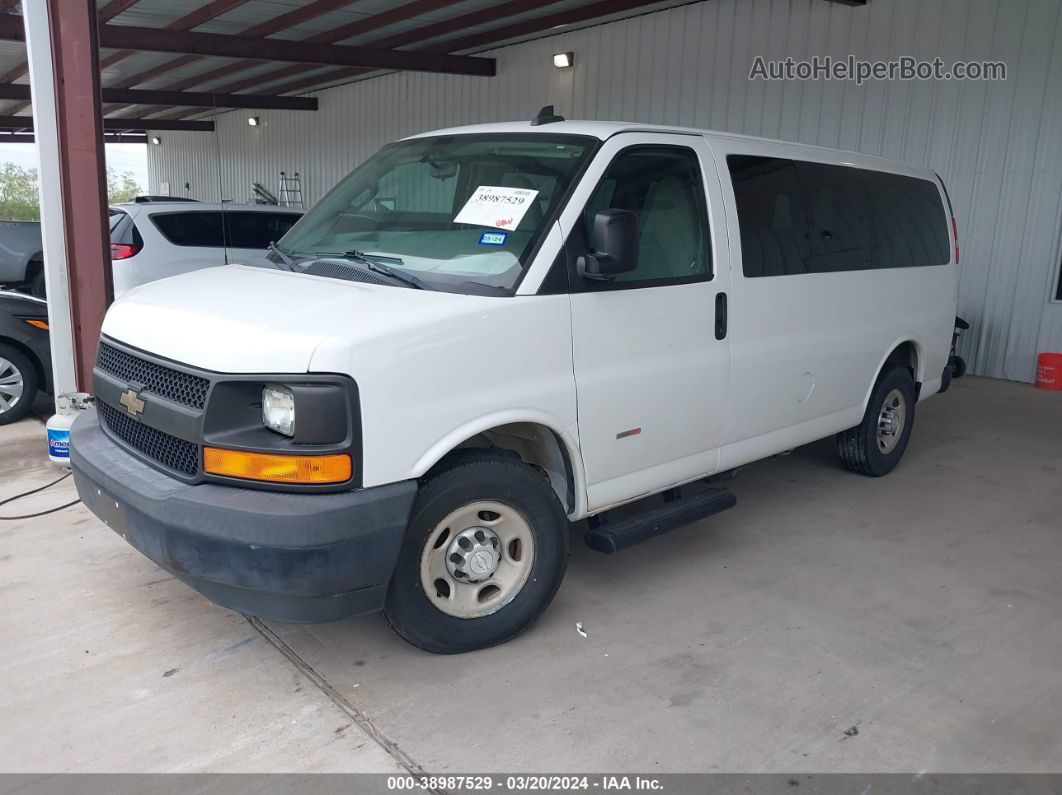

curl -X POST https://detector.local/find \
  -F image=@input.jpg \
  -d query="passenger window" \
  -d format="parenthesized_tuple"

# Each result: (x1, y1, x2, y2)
(151, 212, 224, 248)
(727, 155, 810, 277)
(795, 162, 872, 272)
(862, 171, 950, 268)
(583, 147, 711, 286)
(728, 155, 950, 276)
(222, 212, 300, 248)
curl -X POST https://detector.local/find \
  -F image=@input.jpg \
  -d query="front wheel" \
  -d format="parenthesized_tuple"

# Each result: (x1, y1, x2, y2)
(384, 451, 569, 654)
(0, 343, 38, 425)
(837, 366, 917, 477)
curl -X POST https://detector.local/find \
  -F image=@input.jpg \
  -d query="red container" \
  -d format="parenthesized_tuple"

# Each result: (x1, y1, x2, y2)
(1036, 353, 1062, 391)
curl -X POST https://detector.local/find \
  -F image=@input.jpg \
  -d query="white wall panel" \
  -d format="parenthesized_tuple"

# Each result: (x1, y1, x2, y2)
(148, 0, 1062, 382)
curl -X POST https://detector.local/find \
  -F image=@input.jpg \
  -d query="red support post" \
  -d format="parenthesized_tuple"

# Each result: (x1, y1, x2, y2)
(44, 0, 112, 390)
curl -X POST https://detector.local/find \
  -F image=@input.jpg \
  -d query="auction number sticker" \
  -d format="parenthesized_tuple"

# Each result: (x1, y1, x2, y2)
(455, 185, 540, 230)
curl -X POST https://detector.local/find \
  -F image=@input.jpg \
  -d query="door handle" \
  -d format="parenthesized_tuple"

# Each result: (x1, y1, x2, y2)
(715, 292, 727, 340)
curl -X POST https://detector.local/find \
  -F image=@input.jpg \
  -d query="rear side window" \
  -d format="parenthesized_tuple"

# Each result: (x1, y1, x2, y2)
(150, 211, 300, 249)
(727, 156, 810, 277)
(223, 212, 300, 248)
(109, 210, 144, 248)
(151, 212, 223, 247)
(727, 155, 950, 277)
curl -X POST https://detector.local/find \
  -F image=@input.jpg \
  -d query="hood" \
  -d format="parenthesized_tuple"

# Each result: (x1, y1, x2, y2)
(102, 264, 487, 373)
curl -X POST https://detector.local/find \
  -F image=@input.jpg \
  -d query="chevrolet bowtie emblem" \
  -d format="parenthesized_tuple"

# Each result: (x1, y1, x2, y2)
(119, 388, 145, 417)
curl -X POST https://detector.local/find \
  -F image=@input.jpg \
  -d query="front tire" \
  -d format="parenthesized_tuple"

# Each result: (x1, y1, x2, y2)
(384, 451, 569, 654)
(0, 344, 38, 425)
(837, 365, 917, 477)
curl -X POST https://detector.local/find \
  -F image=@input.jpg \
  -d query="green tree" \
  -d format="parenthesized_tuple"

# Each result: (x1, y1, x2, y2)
(107, 166, 142, 204)
(0, 163, 144, 220)
(0, 163, 41, 221)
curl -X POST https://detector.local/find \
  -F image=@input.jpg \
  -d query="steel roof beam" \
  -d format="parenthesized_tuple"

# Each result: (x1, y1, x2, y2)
(0, 114, 214, 131)
(0, 82, 318, 110)
(87, 21, 496, 77)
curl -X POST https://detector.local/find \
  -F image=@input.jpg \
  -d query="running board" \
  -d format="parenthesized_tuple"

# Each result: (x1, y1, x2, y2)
(584, 487, 737, 554)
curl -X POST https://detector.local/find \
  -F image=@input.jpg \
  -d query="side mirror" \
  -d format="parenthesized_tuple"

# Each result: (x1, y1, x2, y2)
(577, 209, 638, 280)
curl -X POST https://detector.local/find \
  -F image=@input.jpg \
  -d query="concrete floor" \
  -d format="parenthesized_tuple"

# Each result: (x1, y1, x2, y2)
(0, 376, 1059, 772)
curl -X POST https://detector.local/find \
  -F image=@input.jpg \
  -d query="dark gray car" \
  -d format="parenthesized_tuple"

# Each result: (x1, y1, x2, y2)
(0, 290, 50, 423)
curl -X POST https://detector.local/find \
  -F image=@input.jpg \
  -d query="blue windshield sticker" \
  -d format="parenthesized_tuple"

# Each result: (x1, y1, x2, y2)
(478, 231, 508, 246)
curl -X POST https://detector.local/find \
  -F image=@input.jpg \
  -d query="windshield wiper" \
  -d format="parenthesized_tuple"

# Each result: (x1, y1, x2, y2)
(268, 241, 298, 271)
(315, 249, 426, 290)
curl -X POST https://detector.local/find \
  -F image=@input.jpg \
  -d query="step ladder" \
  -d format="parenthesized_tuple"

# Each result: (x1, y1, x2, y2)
(279, 171, 304, 208)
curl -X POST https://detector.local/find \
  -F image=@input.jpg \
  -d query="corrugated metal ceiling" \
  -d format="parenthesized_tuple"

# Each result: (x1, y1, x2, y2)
(0, 0, 694, 117)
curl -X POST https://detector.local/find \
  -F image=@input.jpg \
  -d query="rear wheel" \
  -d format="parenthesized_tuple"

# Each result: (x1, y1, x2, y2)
(0, 344, 37, 425)
(837, 366, 916, 477)
(384, 451, 569, 654)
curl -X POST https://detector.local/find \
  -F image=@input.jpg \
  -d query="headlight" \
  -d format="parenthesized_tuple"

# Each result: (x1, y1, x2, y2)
(262, 385, 295, 436)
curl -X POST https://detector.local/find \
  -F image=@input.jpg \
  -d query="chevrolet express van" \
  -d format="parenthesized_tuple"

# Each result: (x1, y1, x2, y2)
(70, 112, 959, 653)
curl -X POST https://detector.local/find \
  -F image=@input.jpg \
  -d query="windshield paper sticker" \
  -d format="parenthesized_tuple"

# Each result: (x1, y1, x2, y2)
(455, 186, 539, 229)
(478, 231, 509, 246)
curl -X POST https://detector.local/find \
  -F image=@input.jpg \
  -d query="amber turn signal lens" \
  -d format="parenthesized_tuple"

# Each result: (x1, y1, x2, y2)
(203, 447, 351, 484)
(23, 319, 49, 330)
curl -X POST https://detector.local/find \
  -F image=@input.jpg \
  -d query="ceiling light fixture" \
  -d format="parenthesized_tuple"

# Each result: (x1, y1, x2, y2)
(553, 52, 574, 69)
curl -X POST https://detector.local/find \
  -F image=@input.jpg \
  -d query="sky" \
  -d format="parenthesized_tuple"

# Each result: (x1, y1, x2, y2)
(0, 142, 148, 188)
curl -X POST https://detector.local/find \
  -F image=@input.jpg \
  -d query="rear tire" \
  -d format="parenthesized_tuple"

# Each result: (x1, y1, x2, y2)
(837, 366, 916, 477)
(0, 343, 38, 425)
(384, 450, 569, 654)
(950, 355, 967, 379)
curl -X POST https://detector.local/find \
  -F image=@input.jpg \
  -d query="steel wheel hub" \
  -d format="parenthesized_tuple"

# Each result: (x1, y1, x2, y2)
(876, 388, 906, 454)
(445, 526, 501, 583)
(420, 500, 535, 619)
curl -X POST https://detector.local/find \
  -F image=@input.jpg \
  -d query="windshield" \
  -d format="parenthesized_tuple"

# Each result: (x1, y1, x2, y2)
(278, 134, 596, 294)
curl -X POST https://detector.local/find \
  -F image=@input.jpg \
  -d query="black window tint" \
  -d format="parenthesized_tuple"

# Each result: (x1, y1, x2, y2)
(108, 211, 143, 248)
(796, 161, 873, 272)
(728, 155, 949, 276)
(151, 212, 224, 247)
(863, 171, 950, 268)
(222, 212, 300, 249)
(585, 147, 711, 285)
(727, 155, 810, 277)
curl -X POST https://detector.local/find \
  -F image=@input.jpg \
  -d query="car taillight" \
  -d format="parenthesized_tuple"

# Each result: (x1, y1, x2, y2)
(951, 216, 959, 264)
(110, 243, 140, 260)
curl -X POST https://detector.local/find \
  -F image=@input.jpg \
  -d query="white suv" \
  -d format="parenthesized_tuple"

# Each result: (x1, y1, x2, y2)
(108, 201, 303, 296)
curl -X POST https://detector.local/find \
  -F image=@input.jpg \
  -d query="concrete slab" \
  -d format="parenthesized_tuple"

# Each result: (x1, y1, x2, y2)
(0, 415, 405, 773)
(262, 377, 1062, 773)
(1, 377, 1058, 773)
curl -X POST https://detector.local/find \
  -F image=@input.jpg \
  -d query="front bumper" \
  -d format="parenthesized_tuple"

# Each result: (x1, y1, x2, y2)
(70, 407, 417, 623)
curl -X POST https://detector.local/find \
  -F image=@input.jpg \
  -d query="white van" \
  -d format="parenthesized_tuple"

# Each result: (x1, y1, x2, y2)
(70, 112, 959, 653)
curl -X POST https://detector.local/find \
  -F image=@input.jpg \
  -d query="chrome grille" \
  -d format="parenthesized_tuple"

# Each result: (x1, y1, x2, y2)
(96, 342, 209, 410)
(98, 401, 199, 477)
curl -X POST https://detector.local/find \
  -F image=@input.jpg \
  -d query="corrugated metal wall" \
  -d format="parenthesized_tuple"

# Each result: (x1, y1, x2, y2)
(148, 0, 1062, 382)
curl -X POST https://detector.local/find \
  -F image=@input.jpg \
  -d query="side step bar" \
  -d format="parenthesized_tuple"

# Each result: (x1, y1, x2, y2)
(584, 487, 736, 554)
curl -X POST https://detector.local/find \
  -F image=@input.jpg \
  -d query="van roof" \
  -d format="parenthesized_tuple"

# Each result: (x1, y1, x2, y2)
(404, 120, 935, 178)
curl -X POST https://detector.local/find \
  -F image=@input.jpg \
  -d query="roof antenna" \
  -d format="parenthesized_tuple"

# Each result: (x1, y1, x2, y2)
(531, 105, 565, 126)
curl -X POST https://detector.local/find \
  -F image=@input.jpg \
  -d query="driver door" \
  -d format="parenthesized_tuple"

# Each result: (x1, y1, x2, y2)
(560, 134, 732, 512)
